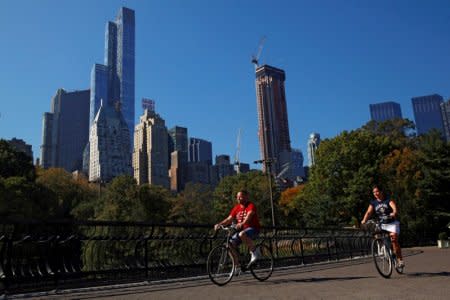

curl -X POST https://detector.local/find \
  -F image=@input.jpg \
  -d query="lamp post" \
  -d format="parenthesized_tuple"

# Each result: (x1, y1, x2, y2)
(254, 158, 275, 227)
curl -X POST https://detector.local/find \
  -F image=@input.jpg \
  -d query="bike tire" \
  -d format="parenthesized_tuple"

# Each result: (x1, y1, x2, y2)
(207, 245, 235, 286)
(372, 238, 393, 278)
(250, 244, 274, 281)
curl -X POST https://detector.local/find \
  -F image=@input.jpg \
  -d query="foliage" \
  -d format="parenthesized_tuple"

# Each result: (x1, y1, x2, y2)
(438, 232, 448, 241)
(95, 175, 142, 221)
(137, 184, 172, 223)
(169, 182, 214, 224)
(36, 168, 97, 219)
(0, 139, 35, 180)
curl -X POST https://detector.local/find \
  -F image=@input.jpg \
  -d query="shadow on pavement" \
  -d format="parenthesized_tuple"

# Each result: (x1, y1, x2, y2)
(406, 271, 450, 278)
(266, 275, 373, 284)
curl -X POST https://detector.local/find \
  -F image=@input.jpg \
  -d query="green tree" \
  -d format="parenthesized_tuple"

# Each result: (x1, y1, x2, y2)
(36, 168, 96, 219)
(0, 139, 35, 180)
(297, 127, 397, 227)
(138, 183, 172, 223)
(169, 183, 214, 224)
(95, 175, 143, 221)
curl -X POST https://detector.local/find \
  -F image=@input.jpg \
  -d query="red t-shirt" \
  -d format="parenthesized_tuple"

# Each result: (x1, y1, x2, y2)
(230, 201, 261, 231)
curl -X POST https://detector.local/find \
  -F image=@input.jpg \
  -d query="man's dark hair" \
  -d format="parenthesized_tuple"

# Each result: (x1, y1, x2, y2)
(238, 189, 249, 196)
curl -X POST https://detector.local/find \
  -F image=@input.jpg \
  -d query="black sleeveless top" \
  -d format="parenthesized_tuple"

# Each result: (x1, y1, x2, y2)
(370, 198, 394, 224)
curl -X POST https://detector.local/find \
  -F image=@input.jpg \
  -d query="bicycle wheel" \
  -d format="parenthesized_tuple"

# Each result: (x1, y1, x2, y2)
(372, 238, 392, 278)
(207, 245, 235, 286)
(250, 244, 274, 281)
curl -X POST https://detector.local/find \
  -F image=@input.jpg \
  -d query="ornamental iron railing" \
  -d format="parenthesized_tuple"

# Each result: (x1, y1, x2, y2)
(0, 219, 371, 295)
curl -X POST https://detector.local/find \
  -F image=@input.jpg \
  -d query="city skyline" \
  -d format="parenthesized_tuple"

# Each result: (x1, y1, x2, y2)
(1, 1, 450, 169)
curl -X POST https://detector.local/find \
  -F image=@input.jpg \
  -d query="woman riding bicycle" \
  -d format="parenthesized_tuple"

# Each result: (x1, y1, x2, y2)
(361, 185, 405, 268)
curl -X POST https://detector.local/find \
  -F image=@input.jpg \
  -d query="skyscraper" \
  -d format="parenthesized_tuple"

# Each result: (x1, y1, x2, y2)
(441, 99, 450, 141)
(89, 100, 132, 182)
(188, 138, 212, 165)
(369, 101, 402, 122)
(133, 109, 169, 187)
(90, 7, 135, 143)
(168, 126, 188, 192)
(307, 133, 320, 167)
(41, 89, 90, 171)
(255, 65, 292, 176)
(412, 94, 444, 135)
(290, 148, 305, 179)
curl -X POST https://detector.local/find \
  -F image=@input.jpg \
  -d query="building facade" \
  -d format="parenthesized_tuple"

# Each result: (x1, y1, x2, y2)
(290, 148, 305, 180)
(440, 99, 450, 141)
(369, 101, 402, 122)
(41, 89, 90, 171)
(412, 94, 444, 135)
(132, 109, 169, 188)
(168, 126, 188, 192)
(254, 65, 292, 176)
(307, 133, 320, 167)
(188, 138, 212, 165)
(89, 100, 132, 182)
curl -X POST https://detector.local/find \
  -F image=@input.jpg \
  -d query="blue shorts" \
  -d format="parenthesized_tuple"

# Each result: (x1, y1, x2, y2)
(230, 227, 260, 246)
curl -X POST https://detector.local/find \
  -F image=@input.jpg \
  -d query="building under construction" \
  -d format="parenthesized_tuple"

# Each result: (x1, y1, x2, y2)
(254, 64, 292, 176)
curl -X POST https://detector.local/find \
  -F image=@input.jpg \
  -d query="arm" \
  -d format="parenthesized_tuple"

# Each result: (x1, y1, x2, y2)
(361, 205, 374, 224)
(389, 199, 398, 218)
(214, 215, 233, 231)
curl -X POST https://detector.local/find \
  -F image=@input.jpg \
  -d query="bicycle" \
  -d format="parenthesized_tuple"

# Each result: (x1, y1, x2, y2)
(365, 219, 404, 278)
(206, 225, 274, 286)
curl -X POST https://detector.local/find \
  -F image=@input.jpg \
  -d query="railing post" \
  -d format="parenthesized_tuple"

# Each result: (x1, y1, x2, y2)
(144, 238, 149, 279)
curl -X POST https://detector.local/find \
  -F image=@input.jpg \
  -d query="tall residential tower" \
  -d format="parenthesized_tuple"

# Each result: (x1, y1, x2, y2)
(90, 7, 135, 143)
(254, 65, 292, 176)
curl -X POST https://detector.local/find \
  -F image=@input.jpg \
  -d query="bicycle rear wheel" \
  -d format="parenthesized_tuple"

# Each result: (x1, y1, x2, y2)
(207, 245, 235, 286)
(250, 244, 274, 281)
(372, 238, 393, 278)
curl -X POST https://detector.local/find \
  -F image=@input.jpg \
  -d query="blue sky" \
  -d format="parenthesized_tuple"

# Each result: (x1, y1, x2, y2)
(1, 0, 449, 169)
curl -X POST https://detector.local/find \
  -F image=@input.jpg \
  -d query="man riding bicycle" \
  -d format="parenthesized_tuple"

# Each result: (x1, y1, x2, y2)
(214, 189, 261, 268)
(361, 185, 405, 268)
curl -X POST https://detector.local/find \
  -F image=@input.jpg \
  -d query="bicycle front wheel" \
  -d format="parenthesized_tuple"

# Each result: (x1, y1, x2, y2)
(207, 245, 235, 286)
(372, 238, 393, 278)
(250, 244, 274, 281)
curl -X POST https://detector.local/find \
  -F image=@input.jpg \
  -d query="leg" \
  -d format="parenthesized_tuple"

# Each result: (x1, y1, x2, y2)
(239, 230, 256, 252)
(390, 232, 402, 260)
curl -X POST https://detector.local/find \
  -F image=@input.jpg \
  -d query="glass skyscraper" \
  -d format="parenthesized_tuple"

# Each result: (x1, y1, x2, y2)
(41, 89, 90, 172)
(369, 101, 402, 122)
(412, 94, 444, 135)
(90, 7, 135, 144)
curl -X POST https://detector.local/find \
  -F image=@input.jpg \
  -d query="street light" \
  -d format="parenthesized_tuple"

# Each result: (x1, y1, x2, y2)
(254, 158, 275, 228)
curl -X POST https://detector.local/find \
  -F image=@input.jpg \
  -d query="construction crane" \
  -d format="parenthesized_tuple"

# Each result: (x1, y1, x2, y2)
(251, 36, 266, 69)
(233, 128, 241, 174)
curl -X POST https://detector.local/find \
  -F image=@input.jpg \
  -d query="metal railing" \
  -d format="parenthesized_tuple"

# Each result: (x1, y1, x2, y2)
(0, 219, 371, 294)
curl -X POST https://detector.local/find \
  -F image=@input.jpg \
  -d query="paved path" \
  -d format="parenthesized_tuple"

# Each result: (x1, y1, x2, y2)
(14, 247, 450, 300)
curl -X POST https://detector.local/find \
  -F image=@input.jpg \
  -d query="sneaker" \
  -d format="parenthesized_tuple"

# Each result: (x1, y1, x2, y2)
(249, 247, 261, 264)
(397, 259, 405, 268)
(233, 266, 241, 276)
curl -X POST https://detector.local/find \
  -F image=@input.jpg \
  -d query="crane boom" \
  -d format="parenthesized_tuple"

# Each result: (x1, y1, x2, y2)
(251, 36, 266, 68)
(234, 128, 241, 173)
